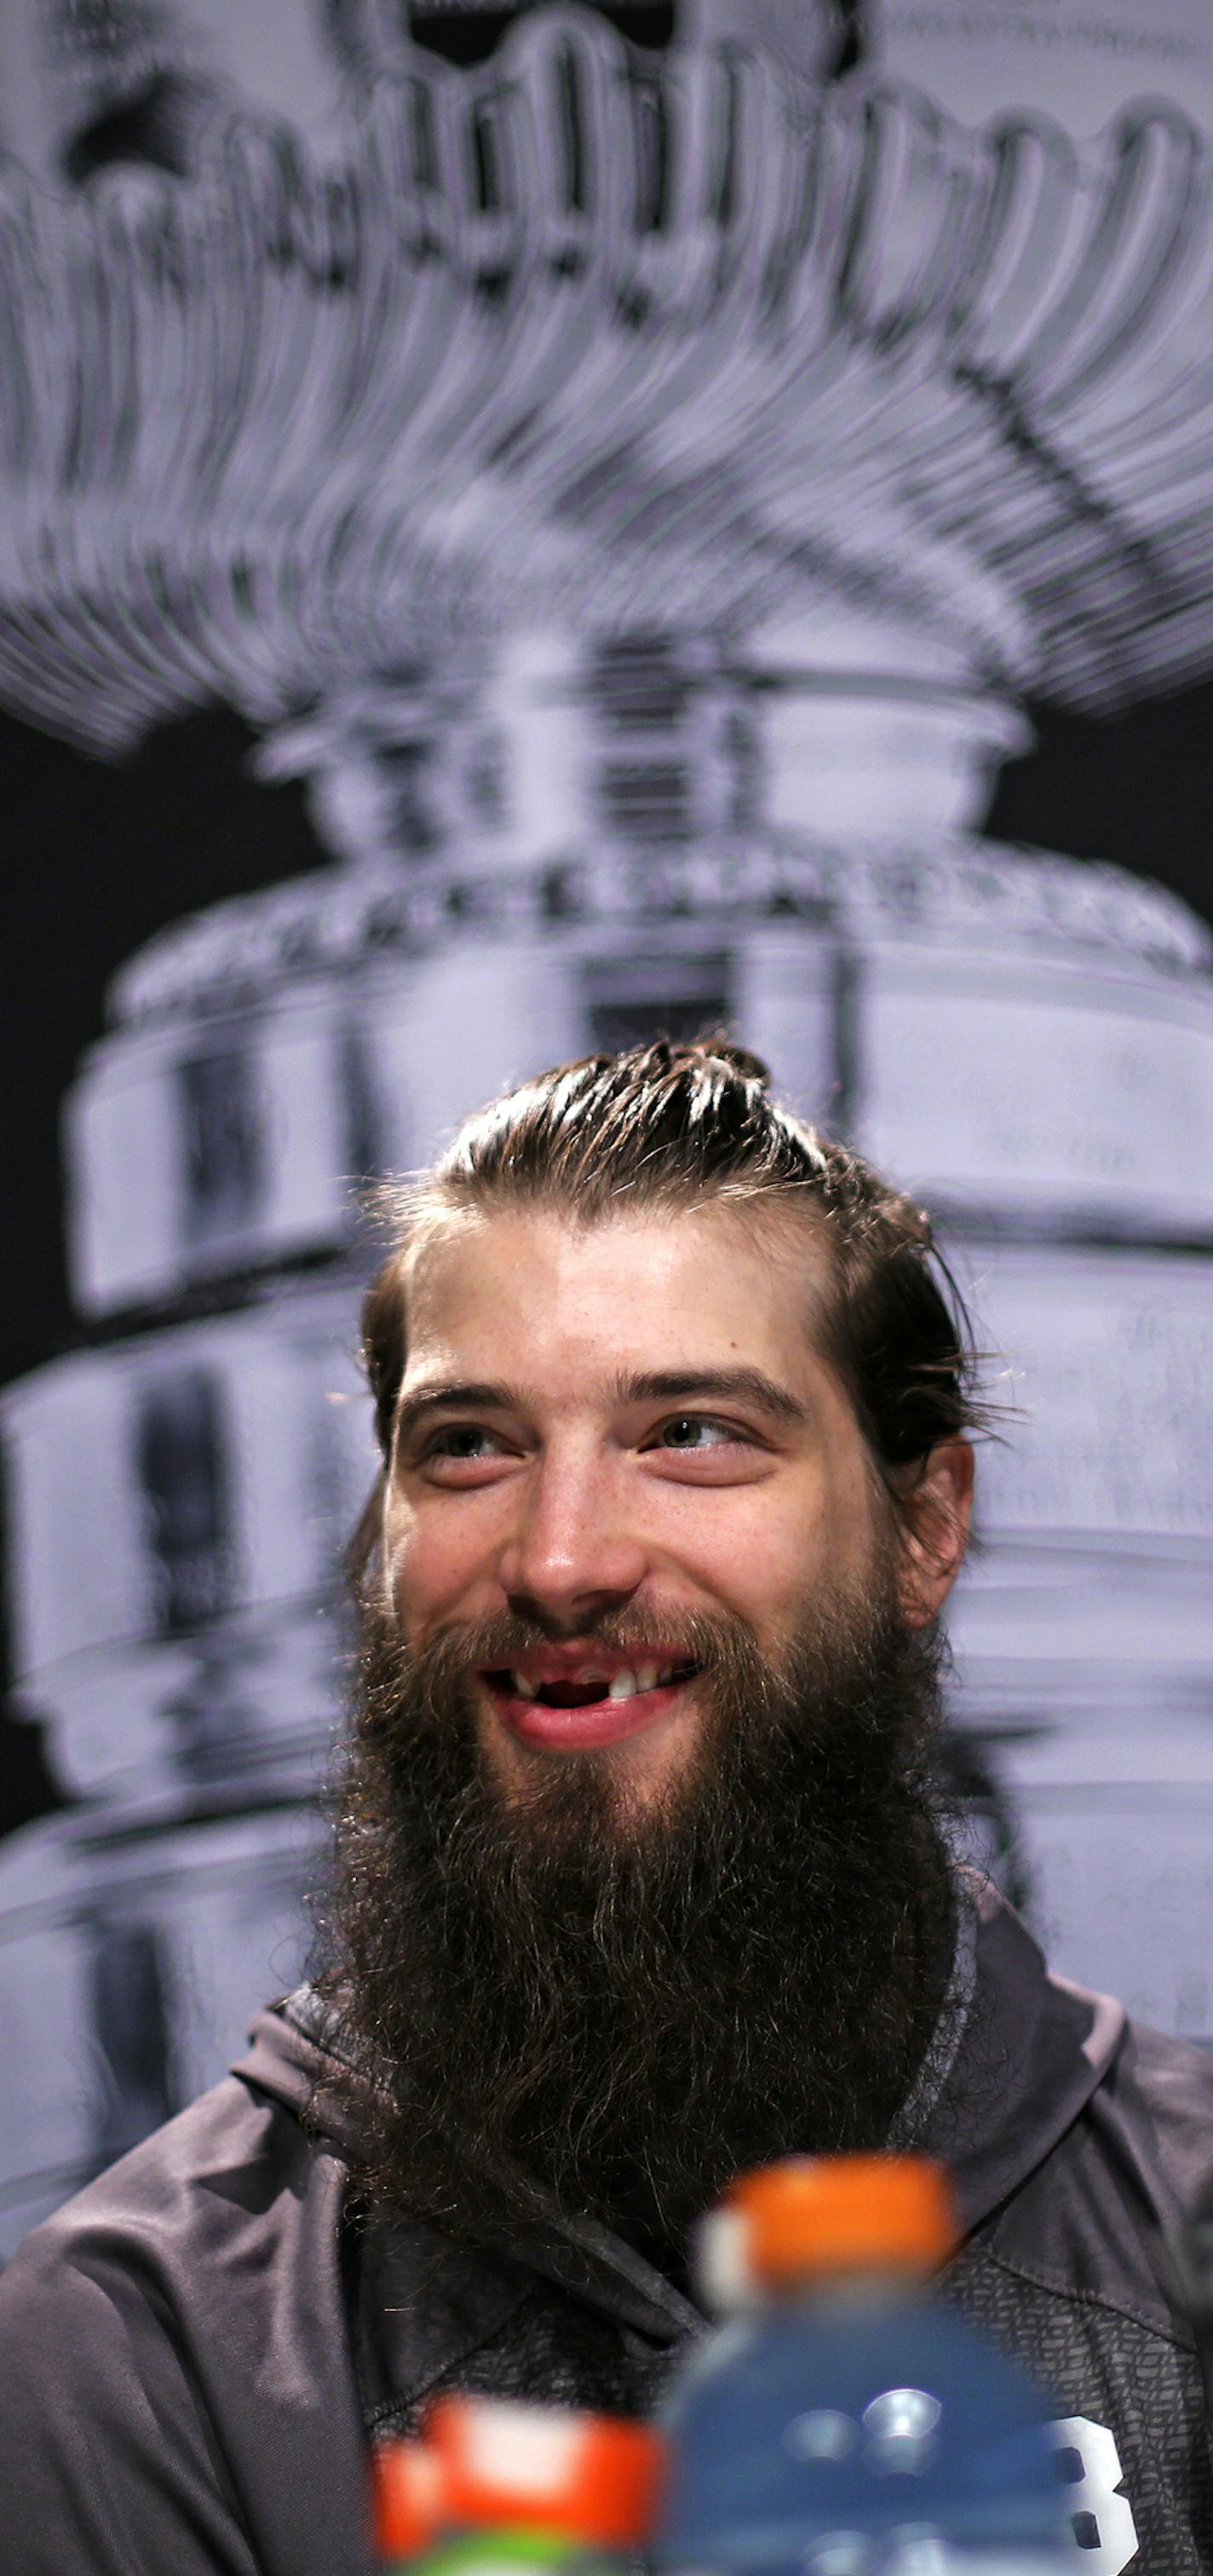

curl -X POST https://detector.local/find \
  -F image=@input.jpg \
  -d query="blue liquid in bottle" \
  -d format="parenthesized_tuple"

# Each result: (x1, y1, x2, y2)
(654, 2158, 1074, 2576)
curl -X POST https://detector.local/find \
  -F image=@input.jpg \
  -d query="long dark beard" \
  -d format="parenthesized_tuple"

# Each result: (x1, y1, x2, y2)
(316, 1582, 958, 2268)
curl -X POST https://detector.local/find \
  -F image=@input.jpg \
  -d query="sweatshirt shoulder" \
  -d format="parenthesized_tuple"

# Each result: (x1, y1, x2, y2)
(978, 2010, 1213, 2342)
(1112, 2013, 1213, 2203)
(0, 2063, 325, 2324)
(0, 2066, 369, 2576)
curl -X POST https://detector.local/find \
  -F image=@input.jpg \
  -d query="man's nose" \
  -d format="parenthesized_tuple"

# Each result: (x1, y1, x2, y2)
(496, 1449, 648, 1633)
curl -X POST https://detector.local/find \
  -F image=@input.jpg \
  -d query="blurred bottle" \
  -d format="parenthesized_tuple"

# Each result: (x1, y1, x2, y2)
(371, 2393, 664, 2576)
(374, 2435, 446, 2573)
(653, 2154, 1076, 2576)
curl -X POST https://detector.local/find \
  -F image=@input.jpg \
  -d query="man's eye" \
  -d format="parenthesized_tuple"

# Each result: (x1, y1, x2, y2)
(424, 1425, 501, 1461)
(656, 1415, 740, 1450)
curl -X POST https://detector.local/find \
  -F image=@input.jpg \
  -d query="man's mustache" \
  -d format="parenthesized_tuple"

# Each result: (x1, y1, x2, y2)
(365, 1605, 758, 1706)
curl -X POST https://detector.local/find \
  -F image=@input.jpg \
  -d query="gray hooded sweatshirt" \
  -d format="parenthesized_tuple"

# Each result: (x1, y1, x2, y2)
(0, 1882, 1211, 2576)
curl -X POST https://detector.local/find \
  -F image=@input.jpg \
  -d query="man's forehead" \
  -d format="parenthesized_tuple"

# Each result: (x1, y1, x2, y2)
(403, 1193, 826, 1291)
(398, 1197, 834, 1381)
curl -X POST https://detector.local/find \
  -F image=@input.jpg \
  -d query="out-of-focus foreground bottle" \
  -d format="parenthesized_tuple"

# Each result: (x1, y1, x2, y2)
(371, 2394, 664, 2576)
(652, 2155, 1077, 2576)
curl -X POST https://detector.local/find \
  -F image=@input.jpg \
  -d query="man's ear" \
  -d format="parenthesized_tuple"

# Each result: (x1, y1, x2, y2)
(894, 1438, 974, 1630)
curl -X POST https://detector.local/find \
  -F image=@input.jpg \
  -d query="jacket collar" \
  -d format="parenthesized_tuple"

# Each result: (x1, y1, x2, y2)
(929, 1876, 1124, 2235)
(234, 1983, 700, 2347)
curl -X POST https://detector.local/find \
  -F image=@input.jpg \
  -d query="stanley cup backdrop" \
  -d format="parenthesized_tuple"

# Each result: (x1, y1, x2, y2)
(2, 0, 1213, 2260)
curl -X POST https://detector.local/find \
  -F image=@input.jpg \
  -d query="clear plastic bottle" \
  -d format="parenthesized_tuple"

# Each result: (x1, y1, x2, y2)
(652, 2155, 1077, 2576)
(371, 2394, 664, 2576)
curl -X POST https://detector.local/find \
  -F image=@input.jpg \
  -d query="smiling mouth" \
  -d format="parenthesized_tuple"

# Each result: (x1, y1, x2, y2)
(486, 1659, 700, 1709)
(479, 1657, 704, 1750)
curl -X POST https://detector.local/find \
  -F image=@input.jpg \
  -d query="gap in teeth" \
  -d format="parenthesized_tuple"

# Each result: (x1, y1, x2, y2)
(509, 1661, 687, 1703)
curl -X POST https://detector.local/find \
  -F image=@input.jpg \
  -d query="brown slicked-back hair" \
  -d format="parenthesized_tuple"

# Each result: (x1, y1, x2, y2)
(356, 1040, 993, 1559)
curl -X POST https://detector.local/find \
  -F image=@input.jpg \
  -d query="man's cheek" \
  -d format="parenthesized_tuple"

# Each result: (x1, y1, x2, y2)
(388, 1524, 463, 1628)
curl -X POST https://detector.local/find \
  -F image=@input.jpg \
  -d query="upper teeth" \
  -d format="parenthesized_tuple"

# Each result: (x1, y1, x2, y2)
(510, 1660, 675, 1699)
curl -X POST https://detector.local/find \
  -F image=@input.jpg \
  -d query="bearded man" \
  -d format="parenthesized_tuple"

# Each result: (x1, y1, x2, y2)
(0, 1040, 1210, 2576)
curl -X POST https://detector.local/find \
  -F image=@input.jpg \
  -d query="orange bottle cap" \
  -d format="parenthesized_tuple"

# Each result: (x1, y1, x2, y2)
(371, 2438, 444, 2561)
(720, 2154, 958, 2289)
(424, 2395, 664, 2546)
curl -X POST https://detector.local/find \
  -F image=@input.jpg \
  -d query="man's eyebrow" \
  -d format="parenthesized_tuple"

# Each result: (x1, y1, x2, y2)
(612, 1368, 809, 1428)
(393, 1380, 524, 1441)
(392, 1367, 811, 1444)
